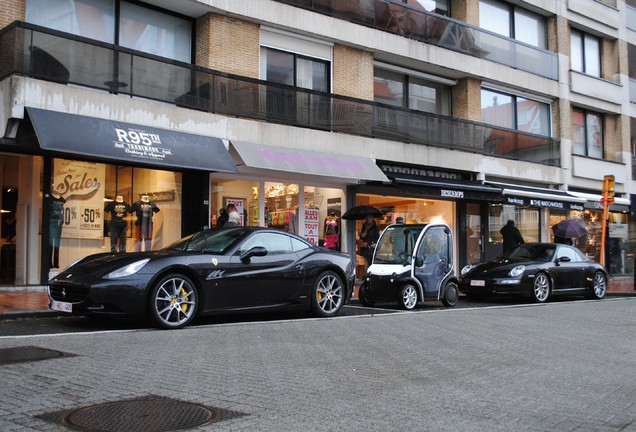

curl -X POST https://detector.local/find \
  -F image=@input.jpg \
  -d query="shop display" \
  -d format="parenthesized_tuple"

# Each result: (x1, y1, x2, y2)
(104, 195, 132, 253)
(132, 194, 160, 252)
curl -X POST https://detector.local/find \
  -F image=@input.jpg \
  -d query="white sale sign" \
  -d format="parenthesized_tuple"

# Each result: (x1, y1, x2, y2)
(303, 208, 319, 245)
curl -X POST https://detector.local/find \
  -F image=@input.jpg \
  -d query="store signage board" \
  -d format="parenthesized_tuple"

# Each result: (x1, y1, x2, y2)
(304, 208, 320, 245)
(28, 108, 237, 173)
(504, 196, 582, 210)
(53, 159, 105, 240)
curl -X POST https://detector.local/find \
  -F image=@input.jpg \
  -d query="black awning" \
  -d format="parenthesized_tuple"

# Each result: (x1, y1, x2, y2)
(27, 108, 237, 173)
(392, 176, 503, 201)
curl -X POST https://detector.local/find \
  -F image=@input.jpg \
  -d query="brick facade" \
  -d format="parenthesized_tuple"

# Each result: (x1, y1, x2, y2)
(452, 78, 481, 122)
(195, 13, 260, 79)
(333, 45, 374, 101)
(450, 0, 479, 25)
(0, 0, 25, 29)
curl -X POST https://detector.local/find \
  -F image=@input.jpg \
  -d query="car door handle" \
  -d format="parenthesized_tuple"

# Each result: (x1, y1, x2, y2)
(295, 264, 304, 270)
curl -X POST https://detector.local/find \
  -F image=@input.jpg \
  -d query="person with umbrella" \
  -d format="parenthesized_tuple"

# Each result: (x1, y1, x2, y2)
(552, 219, 587, 245)
(359, 214, 380, 266)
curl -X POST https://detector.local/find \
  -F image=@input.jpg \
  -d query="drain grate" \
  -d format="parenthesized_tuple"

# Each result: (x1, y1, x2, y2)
(0, 346, 75, 365)
(38, 395, 246, 431)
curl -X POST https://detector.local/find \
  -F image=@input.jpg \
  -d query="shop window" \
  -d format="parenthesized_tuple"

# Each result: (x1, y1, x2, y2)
(210, 178, 344, 250)
(487, 204, 539, 260)
(374, 68, 451, 115)
(481, 88, 551, 136)
(479, 0, 547, 49)
(403, 0, 449, 16)
(50, 159, 182, 271)
(570, 29, 601, 77)
(26, 0, 192, 62)
(572, 108, 603, 159)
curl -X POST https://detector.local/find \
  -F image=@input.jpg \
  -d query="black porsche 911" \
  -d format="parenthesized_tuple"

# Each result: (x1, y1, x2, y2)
(458, 243, 608, 303)
(48, 227, 355, 329)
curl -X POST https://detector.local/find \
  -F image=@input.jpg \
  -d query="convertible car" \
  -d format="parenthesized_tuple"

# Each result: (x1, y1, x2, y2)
(48, 227, 355, 329)
(458, 243, 607, 303)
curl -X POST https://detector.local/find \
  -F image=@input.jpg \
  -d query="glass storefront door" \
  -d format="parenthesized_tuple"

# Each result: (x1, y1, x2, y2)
(465, 202, 482, 265)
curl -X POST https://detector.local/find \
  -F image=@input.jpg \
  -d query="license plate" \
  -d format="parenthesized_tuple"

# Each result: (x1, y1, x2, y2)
(50, 300, 72, 313)
(470, 280, 485, 287)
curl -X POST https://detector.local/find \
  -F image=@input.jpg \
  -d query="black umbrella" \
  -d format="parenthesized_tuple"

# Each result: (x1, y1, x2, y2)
(342, 205, 382, 220)
(552, 219, 587, 239)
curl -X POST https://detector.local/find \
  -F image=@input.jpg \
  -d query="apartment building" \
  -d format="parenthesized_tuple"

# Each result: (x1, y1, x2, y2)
(0, 0, 634, 285)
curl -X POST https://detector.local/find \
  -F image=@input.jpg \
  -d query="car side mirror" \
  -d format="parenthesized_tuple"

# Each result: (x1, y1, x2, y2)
(557, 256, 571, 263)
(414, 257, 424, 267)
(240, 246, 268, 263)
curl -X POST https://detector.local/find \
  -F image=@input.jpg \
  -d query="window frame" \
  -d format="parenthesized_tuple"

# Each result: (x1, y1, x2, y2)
(260, 46, 331, 92)
(571, 107, 604, 159)
(570, 28, 602, 77)
(480, 87, 552, 136)
(373, 67, 451, 116)
(479, 0, 547, 49)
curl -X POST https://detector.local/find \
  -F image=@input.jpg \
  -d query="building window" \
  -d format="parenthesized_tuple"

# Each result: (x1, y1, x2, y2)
(402, 0, 449, 16)
(26, 0, 193, 63)
(572, 108, 603, 159)
(260, 47, 330, 92)
(374, 68, 451, 115)
(481, 88, 551, 136)
(570, 29, 601, 77)
(479, 0, 547, 49)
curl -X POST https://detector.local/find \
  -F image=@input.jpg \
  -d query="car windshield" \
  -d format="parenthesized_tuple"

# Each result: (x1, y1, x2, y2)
(508, 244, 556, 262)
(374, 226, 424, 264)
(162, 229, 248, 254)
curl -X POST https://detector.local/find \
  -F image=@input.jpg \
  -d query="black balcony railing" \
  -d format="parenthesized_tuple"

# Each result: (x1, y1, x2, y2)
(273, 0, 558, 80)
(0, 21, 560, 166)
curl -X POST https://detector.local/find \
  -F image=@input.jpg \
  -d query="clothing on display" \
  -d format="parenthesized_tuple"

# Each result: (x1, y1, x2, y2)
(132, 195, 160, 251)
(105, 195, 132, 253)
(49, 193, 66, 268)
(324, 213, 340, 250)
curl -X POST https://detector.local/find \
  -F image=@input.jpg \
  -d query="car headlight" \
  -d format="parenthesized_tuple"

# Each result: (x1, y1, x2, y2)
(105, 259, 150, 279)
(509, 265, 525, 277)
(461, 264, 474, 275)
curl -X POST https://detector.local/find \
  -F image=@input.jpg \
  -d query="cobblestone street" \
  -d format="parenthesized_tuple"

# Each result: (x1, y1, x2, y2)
(1, 298, 635, 431)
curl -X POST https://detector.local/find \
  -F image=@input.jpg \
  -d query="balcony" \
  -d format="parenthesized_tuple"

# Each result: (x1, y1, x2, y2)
(631, 78, 636, 104)
(628, 4, 636, 31)
(273, 0, 558, 80)
(0, 21, 560, 167)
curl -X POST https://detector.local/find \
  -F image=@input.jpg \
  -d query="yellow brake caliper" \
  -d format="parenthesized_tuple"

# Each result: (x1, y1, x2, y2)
(180, 288, 189, 312)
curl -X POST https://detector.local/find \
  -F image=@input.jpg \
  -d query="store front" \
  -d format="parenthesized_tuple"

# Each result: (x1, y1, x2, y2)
(352, 162, 503, 277)
(485, 183, 587, 262)
(209, 141, 389, 253)
(0, 108, 237, 285)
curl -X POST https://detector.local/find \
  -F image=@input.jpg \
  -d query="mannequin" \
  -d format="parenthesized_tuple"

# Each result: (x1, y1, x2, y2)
(132, 194, 160, 251)
(49, 190, 66, 268)
(323, 211, 340, 250)
(105, 195, 132, 253)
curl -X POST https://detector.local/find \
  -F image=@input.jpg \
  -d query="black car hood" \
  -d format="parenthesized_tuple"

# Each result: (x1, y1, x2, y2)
(58, 251, 172, 277)
(467, 258, 538, 277)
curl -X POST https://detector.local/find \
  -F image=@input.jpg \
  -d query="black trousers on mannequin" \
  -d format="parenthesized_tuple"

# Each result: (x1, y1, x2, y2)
(110, 222, 127, 253)
(50, 220, 62, 268)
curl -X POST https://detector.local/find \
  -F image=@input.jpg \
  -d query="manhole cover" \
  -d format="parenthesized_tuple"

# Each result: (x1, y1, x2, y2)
(64, 396, 215, 432)
(0, 346, 73, 365)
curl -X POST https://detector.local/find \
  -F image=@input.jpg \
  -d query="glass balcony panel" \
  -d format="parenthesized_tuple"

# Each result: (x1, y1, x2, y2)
(628, 5, 636, 31)
(630, 78, 636, 104)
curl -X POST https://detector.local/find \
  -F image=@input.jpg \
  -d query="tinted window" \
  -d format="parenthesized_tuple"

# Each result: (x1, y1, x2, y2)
(291, 237, 311, 252)
(509, 244, 556, 262)
(240, 233, 293, 256)
(556, 246, 581, 262)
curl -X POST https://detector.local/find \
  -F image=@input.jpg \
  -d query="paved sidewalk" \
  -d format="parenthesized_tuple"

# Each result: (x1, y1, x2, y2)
(0, 276, 634, 319)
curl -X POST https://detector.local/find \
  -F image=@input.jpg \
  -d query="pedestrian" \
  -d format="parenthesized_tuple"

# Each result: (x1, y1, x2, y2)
(224, 204, 240, 227)
(500, 219, 524, 256)
(216, 208, 228, 228)
(359, 214, 380, 266)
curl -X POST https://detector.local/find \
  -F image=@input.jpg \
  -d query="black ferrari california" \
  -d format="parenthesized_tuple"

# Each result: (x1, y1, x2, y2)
(48, 227, 355, 329)
(458, 243, 608, 303)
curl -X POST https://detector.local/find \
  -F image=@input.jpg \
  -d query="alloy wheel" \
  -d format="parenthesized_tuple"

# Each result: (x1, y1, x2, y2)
(153, 276, 197, 329)
(592, 272, 607, 299)
(400, 285, 418, 310)
(533, 273, 550, 303)
(315, 272, 344, 316)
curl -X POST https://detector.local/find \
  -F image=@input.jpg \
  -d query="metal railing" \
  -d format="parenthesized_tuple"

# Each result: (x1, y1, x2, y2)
(629, 4, 636, 31)
(273, 0, 558, 80)
(0, 21, 560, 166)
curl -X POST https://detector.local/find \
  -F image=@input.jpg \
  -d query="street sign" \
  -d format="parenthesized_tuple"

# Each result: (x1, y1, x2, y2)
(602, 175, 615, 198)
